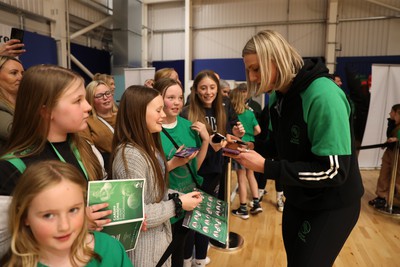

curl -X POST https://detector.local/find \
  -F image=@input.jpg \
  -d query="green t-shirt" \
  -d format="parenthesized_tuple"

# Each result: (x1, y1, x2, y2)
(37, 231, 133, 267)
(238, 109, 259, 142)
(161, 116, 204, 224)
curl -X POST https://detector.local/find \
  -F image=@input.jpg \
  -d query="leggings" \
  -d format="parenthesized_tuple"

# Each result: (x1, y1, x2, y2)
(282, 200, 361, 267)
(255, 172, 283, 192)
(184, 172, 220, 260)
(157, 218, 191, 267)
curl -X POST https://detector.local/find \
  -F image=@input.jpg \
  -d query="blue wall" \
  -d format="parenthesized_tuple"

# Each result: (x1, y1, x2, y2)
(17, 30, 111, 86)
(18, 31, 57, 69)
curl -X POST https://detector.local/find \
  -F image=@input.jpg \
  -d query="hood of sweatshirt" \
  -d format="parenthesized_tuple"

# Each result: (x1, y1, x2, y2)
(284, 58, 331, 98)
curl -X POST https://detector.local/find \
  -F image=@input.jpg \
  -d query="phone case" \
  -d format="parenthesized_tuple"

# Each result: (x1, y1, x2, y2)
(10, 28, 24, 43)
(174, 147, 200, 158)
(222, 147, 240, 155)
(212, 133, 226, 143)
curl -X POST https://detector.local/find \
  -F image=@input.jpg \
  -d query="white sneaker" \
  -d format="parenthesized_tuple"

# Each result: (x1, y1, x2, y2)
(192, 259, 207, 267)
(276, 192, 284, 212)
(184, 257, 193, 267)
(192, 256, 211, 267)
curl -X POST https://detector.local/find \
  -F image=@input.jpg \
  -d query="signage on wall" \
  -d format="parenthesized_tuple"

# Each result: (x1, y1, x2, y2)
(0, 24, 13, 44)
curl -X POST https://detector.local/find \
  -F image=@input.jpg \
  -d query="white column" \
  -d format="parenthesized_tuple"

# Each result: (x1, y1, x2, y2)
(325, 0, 339, 73)
(184, 0, 192, 98)
(43, 0, 68, 68)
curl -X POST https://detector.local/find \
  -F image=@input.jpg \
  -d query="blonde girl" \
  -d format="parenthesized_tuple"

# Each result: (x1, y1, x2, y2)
(229, 88, 261, 219)
(2, 160, 131, 267)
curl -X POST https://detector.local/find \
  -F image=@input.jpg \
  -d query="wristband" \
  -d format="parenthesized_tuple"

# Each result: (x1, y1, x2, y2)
(169, 193, 183, 218)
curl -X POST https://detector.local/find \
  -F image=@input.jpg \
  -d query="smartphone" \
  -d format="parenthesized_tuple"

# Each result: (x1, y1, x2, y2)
(222, 147, 240, 155)
(10, 28, 24, 45)
(232, 139, 247, 146)
(212, 133, 226, 143)
(174, 147, 200, 158)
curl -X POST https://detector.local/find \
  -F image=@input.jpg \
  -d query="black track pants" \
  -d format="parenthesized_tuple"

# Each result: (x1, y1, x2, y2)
(282, 200, 361, 267)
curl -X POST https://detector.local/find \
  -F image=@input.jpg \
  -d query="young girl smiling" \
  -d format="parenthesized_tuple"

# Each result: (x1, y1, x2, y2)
(2, 160, 132, 267)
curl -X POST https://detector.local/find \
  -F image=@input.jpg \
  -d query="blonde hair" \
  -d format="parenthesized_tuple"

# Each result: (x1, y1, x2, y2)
(242, 30, 304, 96)
(93, 73, 114, 88)
(4, 160, 100, 267)
(154, 68, 176, 82)
(85, 80, 111, 120)
(229, 88, 246, 115)
(1, 64, 103, 181)
(0, 56, 23, 110)
(92, 73, 117, 113)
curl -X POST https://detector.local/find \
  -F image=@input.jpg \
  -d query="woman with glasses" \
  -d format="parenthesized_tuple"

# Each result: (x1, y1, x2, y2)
(81, 80, 117, 170)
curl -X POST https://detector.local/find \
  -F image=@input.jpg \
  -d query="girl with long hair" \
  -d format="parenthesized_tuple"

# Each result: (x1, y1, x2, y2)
(111, 85, 201, 267)
(180, 70, 244, 266)
(0, 64, 111, 258)
(153, 78, 209, 267)
(229, 88, 261, 219)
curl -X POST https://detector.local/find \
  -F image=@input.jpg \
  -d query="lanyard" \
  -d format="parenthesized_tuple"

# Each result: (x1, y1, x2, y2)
(49, 141, 88, 180)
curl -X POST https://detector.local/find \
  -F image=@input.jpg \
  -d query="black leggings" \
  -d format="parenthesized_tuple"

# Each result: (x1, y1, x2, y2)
(255, 172, 283, 192)
(183, 173, 220, 261)
(157, 218, 191, 267)
(282, 200, 361, 267)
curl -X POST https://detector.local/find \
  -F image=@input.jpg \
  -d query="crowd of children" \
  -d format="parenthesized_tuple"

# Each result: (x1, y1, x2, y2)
(1, 30, 387, 267)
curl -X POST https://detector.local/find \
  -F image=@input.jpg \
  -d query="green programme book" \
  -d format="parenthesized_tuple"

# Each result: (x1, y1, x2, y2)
(87, 179, 145, 251)
(182, 190, 228, 244)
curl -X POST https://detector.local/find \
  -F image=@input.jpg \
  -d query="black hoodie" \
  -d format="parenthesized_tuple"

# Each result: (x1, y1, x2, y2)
(263, 59, 364, 211)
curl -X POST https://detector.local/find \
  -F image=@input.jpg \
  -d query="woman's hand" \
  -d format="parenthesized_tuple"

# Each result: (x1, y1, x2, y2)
(191, 121, 210, 143)
(86, 203, 112, 231)
(0, 39, 25, 57)
(179, 191, 202, 211)
(232, 121, 245, 137)
(223, 147, 265, 173)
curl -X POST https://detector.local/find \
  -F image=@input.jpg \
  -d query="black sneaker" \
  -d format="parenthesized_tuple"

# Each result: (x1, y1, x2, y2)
(368, 197, 386, 208)
(232, 208, 249, 219)
(250, 203, 263, 214)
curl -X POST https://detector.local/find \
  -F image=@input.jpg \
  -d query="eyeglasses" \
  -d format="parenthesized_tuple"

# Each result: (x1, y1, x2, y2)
(94, 90, 113, 99)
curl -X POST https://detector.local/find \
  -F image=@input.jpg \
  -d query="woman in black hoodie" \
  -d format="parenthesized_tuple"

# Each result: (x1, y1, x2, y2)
(227, 30, 364, 267)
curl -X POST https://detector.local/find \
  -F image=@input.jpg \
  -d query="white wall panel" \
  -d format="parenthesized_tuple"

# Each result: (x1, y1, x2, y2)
(193, 28, 255, 59)
(338, 19, 391, 56)
(288, 0, 327, 20)
(0, 0, 44, 16)
(162, 32, 185, 60)
(192, 0, 288, 27)
(148, 2, 184, 30)
(149, 32, 185, 60)
(340, 0, 399, 18)
(69, 1, 109, 22)
(149, 34, 163, 61)
(288, 24, 325, 57)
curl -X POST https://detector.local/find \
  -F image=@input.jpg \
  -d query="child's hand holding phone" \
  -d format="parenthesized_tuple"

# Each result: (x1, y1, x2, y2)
(174, 147, 200, 158)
